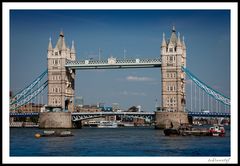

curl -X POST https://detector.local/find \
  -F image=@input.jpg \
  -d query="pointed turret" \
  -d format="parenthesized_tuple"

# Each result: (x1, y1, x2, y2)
(161, 33, 167, 47)
(182, 36, 186, 49)
(70, 40, 75, 53)
(161, 32, 167, 55)
(172, 25, 176, 32)
(62, 37, 67, 50)
(177, 32, 182, 47)
(48, 37, 53, 50)
(169, 25, 177, 45)
(55, 31, 67, 51)
(70, 40, 76, 60)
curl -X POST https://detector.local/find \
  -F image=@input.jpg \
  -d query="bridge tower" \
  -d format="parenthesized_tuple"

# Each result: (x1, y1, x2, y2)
(47, 31, 76, 112)
(155, 26, 189, 129)
(39, 31, 76, 128)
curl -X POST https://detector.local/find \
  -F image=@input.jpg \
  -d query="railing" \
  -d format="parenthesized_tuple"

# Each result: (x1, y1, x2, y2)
(187, 111, 230, 117)
(65, 58, 161, 67)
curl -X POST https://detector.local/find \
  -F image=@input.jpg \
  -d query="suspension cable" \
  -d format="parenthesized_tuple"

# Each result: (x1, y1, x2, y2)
(202, 90, 204, 110)
(195, 83, 196, 112)
(191, 79, 192, 112)
(199, 86, 200, 112)
(208, 94, 209, 111)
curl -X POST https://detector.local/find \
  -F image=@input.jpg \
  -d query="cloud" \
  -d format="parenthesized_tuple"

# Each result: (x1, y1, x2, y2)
(120, 90, 146, 96)
(126, 75, 154, 82)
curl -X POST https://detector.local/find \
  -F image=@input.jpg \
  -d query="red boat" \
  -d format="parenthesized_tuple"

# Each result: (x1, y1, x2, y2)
(209, 124, 225, 136)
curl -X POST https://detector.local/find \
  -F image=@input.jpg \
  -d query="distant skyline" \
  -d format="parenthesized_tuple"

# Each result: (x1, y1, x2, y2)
(10, 9, 230, 111)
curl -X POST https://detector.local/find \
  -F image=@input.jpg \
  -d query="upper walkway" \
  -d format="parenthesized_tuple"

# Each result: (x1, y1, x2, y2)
(65, 57, 161, 70)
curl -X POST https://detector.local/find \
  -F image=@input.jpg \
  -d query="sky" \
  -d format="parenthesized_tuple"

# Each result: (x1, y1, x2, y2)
(10, 9, 230, 112)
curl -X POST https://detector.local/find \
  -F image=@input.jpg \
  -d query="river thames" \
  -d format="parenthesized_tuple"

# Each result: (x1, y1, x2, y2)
(10, 126, 230, 157)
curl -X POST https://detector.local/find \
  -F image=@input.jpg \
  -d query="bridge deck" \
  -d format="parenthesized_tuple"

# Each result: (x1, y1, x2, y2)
(65, 58, 162, 69)
(10, 111, 230, 118)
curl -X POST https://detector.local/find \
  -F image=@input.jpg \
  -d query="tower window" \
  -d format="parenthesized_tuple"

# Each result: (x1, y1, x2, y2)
(169, 48, 173, 52)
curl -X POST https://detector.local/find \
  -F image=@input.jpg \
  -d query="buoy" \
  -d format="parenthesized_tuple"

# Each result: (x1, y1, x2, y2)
(35, 133, 41, 138)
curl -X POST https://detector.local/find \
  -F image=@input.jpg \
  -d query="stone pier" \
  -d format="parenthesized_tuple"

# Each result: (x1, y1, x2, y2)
(155, 111, 189, 129)
(39, 112, 72, 129)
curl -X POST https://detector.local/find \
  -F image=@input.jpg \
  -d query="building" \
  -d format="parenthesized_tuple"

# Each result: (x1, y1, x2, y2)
(137, 105, 142, 112)
(75, 104, 101, 112)
(75, 96, 84, 107)
(112, 103, 120, 112)
(161, 26, 186, 112)
(105, 115, 117, 122)
(12, 103, 44, 113)
(155, 26, 189, 129)
(133, 117, 145, 126)
(47, 31, 76, 112)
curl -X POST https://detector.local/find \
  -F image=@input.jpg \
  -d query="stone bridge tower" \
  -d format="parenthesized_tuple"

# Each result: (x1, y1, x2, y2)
(39, 31, 76, 128)
(47, 31, 76, 112)
(155, 26, 189, 129)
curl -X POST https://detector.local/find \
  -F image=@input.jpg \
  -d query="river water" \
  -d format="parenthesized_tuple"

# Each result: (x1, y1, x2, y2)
(10, 126, 230, 157)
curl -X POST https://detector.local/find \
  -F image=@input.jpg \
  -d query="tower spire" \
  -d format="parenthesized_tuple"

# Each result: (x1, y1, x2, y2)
(71, 40, 75, 53)
(48, 37, 53, 50)
(182, 36, 186, 49)
(55, 30, 67, 50)
(172, 25, 176, 32)
(169, 26, 177, 45)
(161, 32, 167, 47)
(177, 32, 182, 47)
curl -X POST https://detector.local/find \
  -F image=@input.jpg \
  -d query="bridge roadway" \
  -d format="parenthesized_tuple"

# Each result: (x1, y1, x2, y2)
(65, 58, 162, 70)
(71, 111, 154, 121)
(10, 111, 230, 119)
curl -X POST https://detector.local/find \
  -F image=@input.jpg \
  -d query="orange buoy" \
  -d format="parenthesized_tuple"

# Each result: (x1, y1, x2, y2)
(35, 133, 41, 138)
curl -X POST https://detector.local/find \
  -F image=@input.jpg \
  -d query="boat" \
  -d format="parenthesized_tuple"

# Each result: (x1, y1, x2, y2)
(41, 130, 73, 137)
(163, 128, 180, 136)
(208, 124, 225, 136)
(164, 124, 209, 136)
(164, 124, 225, 137)
(123, 123, 135, 127)
(97, 121, 118, 128)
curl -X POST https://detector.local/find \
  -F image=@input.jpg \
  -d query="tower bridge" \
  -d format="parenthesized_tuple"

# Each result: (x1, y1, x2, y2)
(9, 111, 230, 120)
(10, 26, 230, 129)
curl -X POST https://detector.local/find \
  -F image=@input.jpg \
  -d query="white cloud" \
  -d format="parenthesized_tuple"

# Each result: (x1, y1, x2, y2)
(126, 75, 154, 82)
(120, 90, 146, 96)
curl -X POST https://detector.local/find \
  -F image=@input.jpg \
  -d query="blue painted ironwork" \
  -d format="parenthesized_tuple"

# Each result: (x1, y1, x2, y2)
(65, 58, 161, 70)
(187, 111, 230, 117)
(10, 81, 48, 110)
(10, 70, 47, 105)
(10, 112, 39, 117)
(71, 112, 155, 121)
(182, 67, 230, 106)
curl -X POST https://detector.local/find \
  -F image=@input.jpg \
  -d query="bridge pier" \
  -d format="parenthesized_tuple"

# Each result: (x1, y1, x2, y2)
(154, 111, 189, 129)
(39, 112, 72, 129)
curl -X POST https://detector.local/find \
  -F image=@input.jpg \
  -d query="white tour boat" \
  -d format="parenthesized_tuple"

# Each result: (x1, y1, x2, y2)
(97, 121, 118, 128)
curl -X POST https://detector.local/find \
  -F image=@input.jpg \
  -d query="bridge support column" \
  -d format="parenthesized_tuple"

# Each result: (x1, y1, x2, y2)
(155, 111, 189, 129)
(39, 112, 72, 129)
